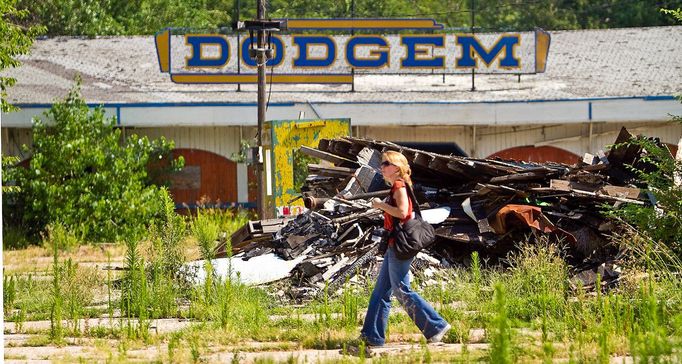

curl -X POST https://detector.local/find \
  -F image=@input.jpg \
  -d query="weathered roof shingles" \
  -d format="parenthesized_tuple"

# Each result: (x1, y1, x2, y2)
(3, 26, 681, 104)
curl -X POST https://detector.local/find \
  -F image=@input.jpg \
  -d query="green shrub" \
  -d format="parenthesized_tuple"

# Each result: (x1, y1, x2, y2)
(608, 136, 682, 257)
(42, 223, 79, 252)
(2, 156, 31, 249)
(192, 211, 220, 261)
(11, 82, 182, 243)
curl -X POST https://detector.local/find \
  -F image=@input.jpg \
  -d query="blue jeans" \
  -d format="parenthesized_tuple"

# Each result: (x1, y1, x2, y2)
(360, 246, 449, 346)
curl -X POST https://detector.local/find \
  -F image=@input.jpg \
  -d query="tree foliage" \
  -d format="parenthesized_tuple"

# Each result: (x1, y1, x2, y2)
(610, 137, 682, 256)
(13, 0, 682, 36)
(7, 82, 184, 243)
(1, 0, 44, 112)
(475, 0, 682, 31)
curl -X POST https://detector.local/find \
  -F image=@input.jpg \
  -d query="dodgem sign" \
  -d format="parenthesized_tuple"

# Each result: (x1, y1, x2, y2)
(155, 19, 550, 84)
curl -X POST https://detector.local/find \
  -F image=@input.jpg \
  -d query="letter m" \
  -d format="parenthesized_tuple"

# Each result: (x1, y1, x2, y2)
(456, 35, 519, 68)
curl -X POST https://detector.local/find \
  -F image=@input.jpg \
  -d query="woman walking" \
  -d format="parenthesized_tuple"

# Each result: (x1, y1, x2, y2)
(360, 151, 451, 346)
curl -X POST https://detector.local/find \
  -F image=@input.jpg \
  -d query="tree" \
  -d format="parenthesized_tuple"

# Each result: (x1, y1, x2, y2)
(0, 0, 44, 112)
(16, 0, 231, 36)
(608, 7, 682, 261)
(12, 0, 682, 36)
(14, 82, 183, 243)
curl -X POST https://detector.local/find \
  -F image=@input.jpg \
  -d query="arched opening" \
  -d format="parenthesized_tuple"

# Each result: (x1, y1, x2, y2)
(665, 143, 678, 158)
(487, 145, 580, 165)
(166, 148, 238, 207)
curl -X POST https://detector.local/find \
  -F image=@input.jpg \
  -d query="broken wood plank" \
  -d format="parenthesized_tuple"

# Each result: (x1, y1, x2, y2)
(567, 189, 646, 205)
(489, 171, 546, 184)
(600, 185, 643, 200)
(550, 179, 598, 192)
(308, 164, 355, 178)
(550, 179, 643, 200)
(299, 146, 358, 167)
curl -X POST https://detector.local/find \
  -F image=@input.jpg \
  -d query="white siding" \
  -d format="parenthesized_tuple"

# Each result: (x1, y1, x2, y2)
(5, 122, 680, 162)
(131, 126, 256, 159)
(355, 122, 682, 159)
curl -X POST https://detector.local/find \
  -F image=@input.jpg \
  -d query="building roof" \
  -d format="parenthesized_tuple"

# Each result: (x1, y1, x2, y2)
(2, 26, 681, 105)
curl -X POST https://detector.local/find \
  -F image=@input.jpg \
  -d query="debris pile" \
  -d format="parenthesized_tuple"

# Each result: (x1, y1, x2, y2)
(226, 127, 658, 299)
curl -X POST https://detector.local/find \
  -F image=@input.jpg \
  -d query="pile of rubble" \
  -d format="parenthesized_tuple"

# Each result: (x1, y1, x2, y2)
(226, 127, 658, 299)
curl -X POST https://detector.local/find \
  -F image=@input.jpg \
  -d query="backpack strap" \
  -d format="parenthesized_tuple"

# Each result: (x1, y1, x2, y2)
(404, 183, 422, 218)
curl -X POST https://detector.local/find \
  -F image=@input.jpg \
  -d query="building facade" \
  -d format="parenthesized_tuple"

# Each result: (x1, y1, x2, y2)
(2, 26, 681, 206)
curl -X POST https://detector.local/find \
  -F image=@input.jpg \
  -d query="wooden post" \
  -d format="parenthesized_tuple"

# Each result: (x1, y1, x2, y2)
(674, 138, 682, 187)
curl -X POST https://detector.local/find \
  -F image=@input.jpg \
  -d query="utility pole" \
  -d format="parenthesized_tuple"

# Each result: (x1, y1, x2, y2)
(236, 0, 241, 92)
(470, 0, 476, 92)
(256, 0, 267, 219)
(237, 1, 285, 219)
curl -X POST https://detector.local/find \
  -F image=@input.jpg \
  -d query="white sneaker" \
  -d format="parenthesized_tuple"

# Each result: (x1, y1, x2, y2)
(427, 323, 451, 343)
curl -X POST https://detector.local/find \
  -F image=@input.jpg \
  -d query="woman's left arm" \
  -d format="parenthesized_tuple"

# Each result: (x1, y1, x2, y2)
(371, 187, 410, 219)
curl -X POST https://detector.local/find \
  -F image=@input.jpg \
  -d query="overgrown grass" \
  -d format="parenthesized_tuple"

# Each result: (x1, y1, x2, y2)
(4, 203, 682, 363)
(497, 239, 569, 322)
(191, 206, 254, 239)
(192, 210, 220, 261)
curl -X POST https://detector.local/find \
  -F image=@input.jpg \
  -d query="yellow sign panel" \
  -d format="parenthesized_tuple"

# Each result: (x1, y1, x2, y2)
(266, 118, 350, 217)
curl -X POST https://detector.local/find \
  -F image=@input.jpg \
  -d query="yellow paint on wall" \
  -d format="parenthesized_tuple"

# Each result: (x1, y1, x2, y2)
(535, 28, 551, 73)
(268, 119, 350, 212)
(155, 29, 170, 72)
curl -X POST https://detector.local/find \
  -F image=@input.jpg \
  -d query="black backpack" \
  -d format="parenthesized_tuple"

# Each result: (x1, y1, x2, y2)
(391, 184, 436, 260)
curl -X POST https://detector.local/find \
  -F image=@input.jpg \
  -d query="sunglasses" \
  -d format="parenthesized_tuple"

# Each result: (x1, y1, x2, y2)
(380, 161, 394, 167)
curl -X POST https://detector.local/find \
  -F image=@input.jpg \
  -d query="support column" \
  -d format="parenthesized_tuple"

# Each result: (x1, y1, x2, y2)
(471, 125, 477, 158)
(2, 127, 9, 155)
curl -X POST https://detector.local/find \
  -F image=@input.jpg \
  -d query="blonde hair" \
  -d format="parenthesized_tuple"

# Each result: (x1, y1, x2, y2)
(382, 151, 412, 186)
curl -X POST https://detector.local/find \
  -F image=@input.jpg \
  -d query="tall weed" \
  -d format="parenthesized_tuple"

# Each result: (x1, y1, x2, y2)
(629, 280, 674, 362)
(121, 236, 152, 342)
(4, 275, 16, 315)
(488, 283, 513, 364)
(145, 195, 187, 318)
(49, 243, 63, 341)
(340, 278, 359, 330)
(152, 192, 187, 278)
(61, 258, 100, 334)
(502, 239, 569, 321)
(43, 223, 79, 252)
(190, 273, 269, 335)
(192, 211, 220, 261)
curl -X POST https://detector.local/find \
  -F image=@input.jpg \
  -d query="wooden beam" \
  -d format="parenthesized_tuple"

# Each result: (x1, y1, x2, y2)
(308, 163, 355, 178)
(299, 146, 358, 167)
